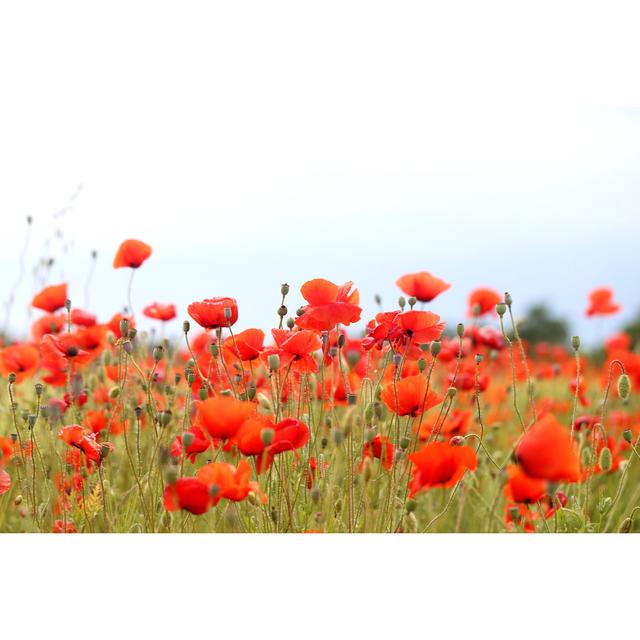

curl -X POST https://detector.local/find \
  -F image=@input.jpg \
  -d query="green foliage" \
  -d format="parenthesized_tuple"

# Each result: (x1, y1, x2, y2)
(515, 303, 568, 345)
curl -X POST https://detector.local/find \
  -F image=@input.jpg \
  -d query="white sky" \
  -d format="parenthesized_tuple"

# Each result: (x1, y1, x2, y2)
(1, 2, 639, 343)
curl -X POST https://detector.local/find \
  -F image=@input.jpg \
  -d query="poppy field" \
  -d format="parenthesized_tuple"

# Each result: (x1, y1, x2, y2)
(0, 238, 637, 534)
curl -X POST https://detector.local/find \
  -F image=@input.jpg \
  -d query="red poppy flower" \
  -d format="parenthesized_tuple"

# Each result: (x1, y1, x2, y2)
(143, 302, 177, 322)
(515, 414, 580, 482)
(380, 375, 443, 417)
(170, 425, 211, 463)
(31, 313, 66, 340)
(40, 333, 93, 369)
(585, 288, 621, 317)
(113, 239, 152, 269)
(57, 425, 112, 463)
(0, 468, 10, 495)
(468, 288, 502, 316)
(32, 283, 68, 313)
(395, 310, 446, 344)
(396, 271, 450, 302)
(295, 279, 361, 331)
(363, 434, 394, 470)
(188, 297, 238, 329)
(504, 465, 547, 503)
(163, 477, 210, 515)
(197, 459, 265, 505)
(262, 328, 322, 374)
(70, 308, 98, 327)
(0, 344, 40, 383)
(222, 328, 265, 363)
(409, 442, 477, 496)
(52, 520, 77, 533)
(198, 395, 256, 440)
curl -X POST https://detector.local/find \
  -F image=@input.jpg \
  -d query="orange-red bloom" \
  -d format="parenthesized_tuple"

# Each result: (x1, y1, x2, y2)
(468, 288, 502, 316)
(295, 279, 361, 332)
(163, 477, 210, 515)
(409, 442, 477, 496)
(585, 287, 621, 317)
(198, 395, 256, 440)
(143, 302, 177, 322)
(515, 414, 580, 482)
(381, 375, 443, 417)
(222, 328, 265, 363)
(504, 465, 547, 503)
(396, 271, 450, 302)
(32, 283, 68, 313)
(363, 434, 394, 470)
(57, 425, 112, 463)
(0, 344, 40, 383)
(113, 239, 152, 269)
(188, 297, 238, 329)
(197, 459, 265, 505)
(262, 329, 322, 374)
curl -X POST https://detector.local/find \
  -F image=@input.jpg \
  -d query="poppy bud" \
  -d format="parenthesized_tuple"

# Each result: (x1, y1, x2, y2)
(571, 336, 580, 351)
(619, 517, 633, 533)
(329, 346, 338, 359)
(496, 303, 506, 316)
(153, 346, 164, 362)
(182, 432, 195, 449)
(581, 447, 594, 467)
(296, 307, 305, 317)
(123, 341, 132, 354)
(100, 444, 111, 461)
(109, 386, 120, 399)
(399, 436, 410, 450)
(119, 318, 129, 336)
(504, 292, 513, 306)
(34, 383, 44, 397)
(398, 296, 406, 310)
(599, 447, 612, 472)
(456, 323, 464, 338)
(337, 333, 346, 348)
(224, 307, 233, 321)
(286, 317, 295, 329)
(198, 387, 208, 401)
(449, 435, 465, 446)
(281, 283, 290, 296)
(8, 372, 17, 384)
(268, 354, 280, 371)
(417, 358, 427, 372)
(310, 486, 321, 503)
(431, 341, 441, 357)
(165, 467, 179, 485)
(128, 328, 137, 341)
(277, 305, 287, 318)
(261, 428, 275, 446)
(617, 374, 631, 401)
(320, 437, 328, 449)
(623, 429, 633, 443)
(183, 320, 190, 333)
(447, 387, 457, 398)
(247, 382, 256, 401)
(158, 411, 172, 427)
(187, 372, 196, 385)
(408, 296, 416, 308)
(209, 343, 219, 358)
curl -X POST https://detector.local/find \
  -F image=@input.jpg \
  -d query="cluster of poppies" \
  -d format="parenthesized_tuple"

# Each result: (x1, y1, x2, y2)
(0, 239, 636, 533)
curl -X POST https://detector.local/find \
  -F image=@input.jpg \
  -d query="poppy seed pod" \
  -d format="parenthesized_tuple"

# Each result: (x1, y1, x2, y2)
(571, 335, 580, 351)
(268, 354, 280, 371)
(8, 372, 17, 384)
(417, 358, 427, 372)
(431, 341, 441, 357)
(281, 283, 290, 296)
(347, 393, 357, 406)
(619, 517, 633, 533)
(504, 292, 513, 306)
(277, 305, 287, 318)
(475, 354, 483, 364)
(123, 341, 132, 354)
(399, 436, 410, 450)
(286, 317, 295, 329)
(338, 333, 346, 348)
(456, 323, 465, 338)
(447, 387, 457, 398)
(296, 307, 305, 317)
(617, 374, 631, 401)
(34, 383, 44, 397)
(64, 298, 72, 311)
(224, 307, 233, 321)
(260, 427, 275, 446)
(599, 447, 613, 472)
(623, 429, 633, 444)
(153, 346, 164, 362)
(182, 432, 195, 449)
(198, 387, 208, 401)
(119, 318, 129, 336)
(398, 296, 406, 310)
(408, 296, 417, 308)
(183, 320, 190, 333)
(496, 303, 506, 316)
(109, 386, 120, 399)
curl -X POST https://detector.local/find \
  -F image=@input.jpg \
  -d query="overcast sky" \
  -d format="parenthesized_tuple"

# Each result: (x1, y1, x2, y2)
(1, 3, 639, 344)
